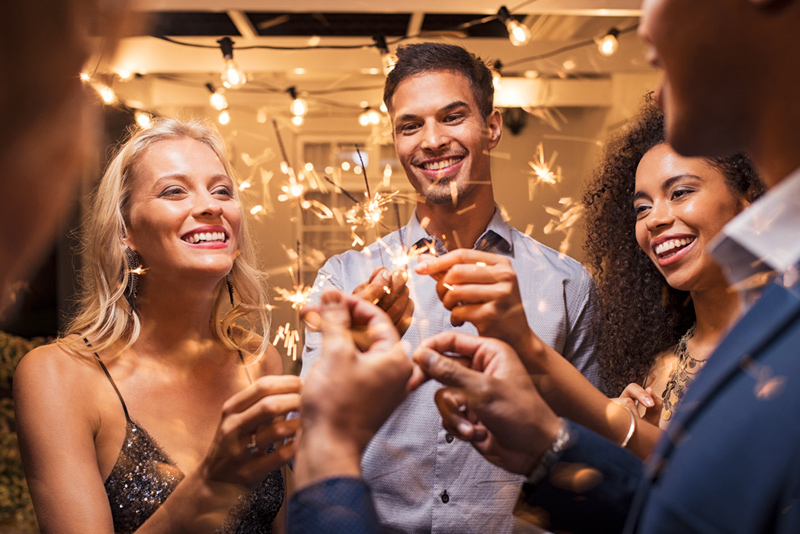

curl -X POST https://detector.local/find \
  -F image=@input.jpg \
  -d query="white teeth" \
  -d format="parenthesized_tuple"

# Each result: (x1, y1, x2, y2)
(184, 231, 226, 244)
(423, 158, 460, 171)
(655, 237, 694, 256)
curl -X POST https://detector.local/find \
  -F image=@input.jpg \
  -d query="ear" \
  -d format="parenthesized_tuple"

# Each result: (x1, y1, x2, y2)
(486, 109, 503, 149)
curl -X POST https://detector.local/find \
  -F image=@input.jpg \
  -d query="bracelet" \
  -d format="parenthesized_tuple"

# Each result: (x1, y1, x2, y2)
(620, 405, 637, 448)
(526, 418, 571, 486)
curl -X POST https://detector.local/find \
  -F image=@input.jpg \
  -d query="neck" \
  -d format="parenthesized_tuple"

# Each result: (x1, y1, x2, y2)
(134, 272, 223, 358)
(416, 188, 496, 250)
(689, 282, 741, 357)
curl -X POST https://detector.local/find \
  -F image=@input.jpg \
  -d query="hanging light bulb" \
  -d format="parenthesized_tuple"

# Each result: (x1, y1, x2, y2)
(497, 6, 531, 47)
(218, 37, 246, 89)
(373, 36, 397, 76)
(492, 60, 503, 91)
(288, 86, 308, 116)
(218, 110, 231, 125)
(358, 106, 380, 126)
(94, 83, 116, 104)
(597, 28, 620, 57)
(291, 114, 304, 126)
(135, 111, 153, 129)
(206, 83, 228, 111)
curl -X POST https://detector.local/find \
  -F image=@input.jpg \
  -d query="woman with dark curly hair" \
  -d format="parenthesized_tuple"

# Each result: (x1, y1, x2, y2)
(583, 96, 764, 426)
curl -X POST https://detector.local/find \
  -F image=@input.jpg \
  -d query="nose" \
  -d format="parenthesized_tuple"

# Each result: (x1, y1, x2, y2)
(645, 200, 674, 231)
(420, 119, 450, 152)
(194, 191, 224, 218)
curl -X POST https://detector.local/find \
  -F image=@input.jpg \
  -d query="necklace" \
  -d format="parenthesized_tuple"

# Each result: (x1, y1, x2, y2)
(661, 325, 706, 421)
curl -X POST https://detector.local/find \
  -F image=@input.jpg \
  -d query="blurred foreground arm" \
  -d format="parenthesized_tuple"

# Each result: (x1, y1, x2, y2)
(290, 290, 412, 533)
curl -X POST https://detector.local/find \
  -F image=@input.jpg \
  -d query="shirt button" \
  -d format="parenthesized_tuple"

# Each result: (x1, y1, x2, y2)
(445, 433, 454, 443)
(441, 490, 450, 504)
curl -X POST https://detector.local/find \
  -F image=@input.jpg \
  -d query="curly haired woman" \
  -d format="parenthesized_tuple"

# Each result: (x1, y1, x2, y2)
(583, 96, 764, 426)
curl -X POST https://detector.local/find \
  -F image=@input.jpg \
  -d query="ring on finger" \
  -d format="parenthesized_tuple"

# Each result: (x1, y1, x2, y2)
(247, 433, 259, 455)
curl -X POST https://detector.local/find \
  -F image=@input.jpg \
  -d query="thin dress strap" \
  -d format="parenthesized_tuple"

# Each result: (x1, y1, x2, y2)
(83, 338, 132, 423)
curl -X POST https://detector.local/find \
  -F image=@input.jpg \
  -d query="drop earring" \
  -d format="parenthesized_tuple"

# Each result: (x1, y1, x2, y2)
(226, 271, 235, 306)
(124, 248, 141, 311)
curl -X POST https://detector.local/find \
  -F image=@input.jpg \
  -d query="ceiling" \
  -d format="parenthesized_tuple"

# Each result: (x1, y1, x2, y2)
(103, 1, 651, 121)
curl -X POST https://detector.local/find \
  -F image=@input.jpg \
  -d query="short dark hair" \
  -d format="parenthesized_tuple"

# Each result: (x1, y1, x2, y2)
(383, 42, 495, 119)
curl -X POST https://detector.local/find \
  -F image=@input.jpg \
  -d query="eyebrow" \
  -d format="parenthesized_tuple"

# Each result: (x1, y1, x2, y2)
(397, 100, 470, 122)
(633, 173, 704, 201)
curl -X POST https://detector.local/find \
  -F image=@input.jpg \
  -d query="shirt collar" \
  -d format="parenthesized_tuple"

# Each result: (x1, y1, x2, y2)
(407, 206, 513, 255)
(710, 166, 800, 301)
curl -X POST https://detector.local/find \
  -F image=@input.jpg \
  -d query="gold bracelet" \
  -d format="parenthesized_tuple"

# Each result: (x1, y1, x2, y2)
(620, 406, 636, 448)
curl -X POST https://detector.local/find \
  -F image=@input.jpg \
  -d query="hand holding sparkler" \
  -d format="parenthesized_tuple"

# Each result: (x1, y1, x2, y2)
(415, 250, 536, 361)
(294, 290, 412, 489)
(352, 266, 414, 339)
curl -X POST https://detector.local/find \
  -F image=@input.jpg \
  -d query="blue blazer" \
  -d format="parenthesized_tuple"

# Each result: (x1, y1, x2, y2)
(527, 276, 800, 533)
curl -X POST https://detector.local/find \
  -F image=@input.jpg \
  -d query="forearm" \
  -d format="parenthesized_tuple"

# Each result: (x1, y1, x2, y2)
(520, 334, 660, 460)
(292, 427, 363, 491)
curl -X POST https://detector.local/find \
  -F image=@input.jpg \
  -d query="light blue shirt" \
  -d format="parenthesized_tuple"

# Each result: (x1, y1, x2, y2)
(301, 208, 600, 534)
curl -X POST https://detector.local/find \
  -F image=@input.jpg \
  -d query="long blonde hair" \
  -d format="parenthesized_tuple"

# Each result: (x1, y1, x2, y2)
(63, 116, 271, 359)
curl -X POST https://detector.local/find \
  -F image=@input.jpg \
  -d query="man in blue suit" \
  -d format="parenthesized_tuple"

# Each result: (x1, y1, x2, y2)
(289, 0, 800, 531)
(416, 0, 800, 532)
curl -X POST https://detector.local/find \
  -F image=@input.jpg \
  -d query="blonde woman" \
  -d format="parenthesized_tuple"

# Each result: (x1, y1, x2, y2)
(14, 117, 299, 534)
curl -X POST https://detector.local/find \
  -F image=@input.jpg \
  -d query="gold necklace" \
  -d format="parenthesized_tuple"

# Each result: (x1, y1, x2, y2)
(661, 325, 706, 421)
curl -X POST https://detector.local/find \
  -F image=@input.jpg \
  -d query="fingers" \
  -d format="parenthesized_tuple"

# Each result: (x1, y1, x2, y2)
(418, 330, 484, 361)
(222, 375, 302, 417)
(620, 382, 655, 409)
(413, 345, 481, 391)
(415, 249, 500, 276)
(434, 387, 481, 441)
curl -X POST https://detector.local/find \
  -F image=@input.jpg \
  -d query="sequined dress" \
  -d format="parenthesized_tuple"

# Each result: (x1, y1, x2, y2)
(95, 357, 284, 534)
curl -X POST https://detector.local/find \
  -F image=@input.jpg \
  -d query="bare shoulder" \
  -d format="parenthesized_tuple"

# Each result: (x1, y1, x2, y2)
(14, 336, 103, 409)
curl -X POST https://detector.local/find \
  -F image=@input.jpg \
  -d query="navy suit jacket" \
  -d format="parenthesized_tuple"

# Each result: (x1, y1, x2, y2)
(527, 275, 800, 533)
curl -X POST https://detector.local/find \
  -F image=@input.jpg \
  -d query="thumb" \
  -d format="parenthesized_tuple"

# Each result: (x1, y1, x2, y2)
(414, 347, 477, 390)
(319, 290, 354, 358)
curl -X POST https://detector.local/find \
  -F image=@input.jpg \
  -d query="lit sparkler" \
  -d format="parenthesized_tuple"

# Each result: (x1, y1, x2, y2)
(528, 142, 562, 192)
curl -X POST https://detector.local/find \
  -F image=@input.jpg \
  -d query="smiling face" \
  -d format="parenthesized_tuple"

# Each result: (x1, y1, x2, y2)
(390, 70, 501, 208)
(124, 137, 242, 281)
(633, 144, 748, 292)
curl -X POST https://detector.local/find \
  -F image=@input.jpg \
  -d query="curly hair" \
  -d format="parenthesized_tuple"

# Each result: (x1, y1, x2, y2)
(582, 96, 765, 396)
(62, 117, 271, 360)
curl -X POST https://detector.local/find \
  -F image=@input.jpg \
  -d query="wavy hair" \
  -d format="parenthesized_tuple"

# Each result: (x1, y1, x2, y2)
(62, 117, 271, 359)
(582, 96, 764, 396)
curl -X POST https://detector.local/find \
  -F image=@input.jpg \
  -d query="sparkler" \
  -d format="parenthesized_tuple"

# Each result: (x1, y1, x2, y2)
(528, 142, 562, 199)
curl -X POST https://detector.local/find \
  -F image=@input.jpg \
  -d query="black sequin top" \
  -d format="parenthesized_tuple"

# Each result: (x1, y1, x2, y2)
(95, 356, 284, 534)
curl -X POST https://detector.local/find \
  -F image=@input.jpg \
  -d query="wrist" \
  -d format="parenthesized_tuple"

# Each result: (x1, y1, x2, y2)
(293, 425, 364, 490)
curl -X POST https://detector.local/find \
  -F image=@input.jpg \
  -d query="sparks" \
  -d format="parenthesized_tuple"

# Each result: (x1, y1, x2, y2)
(528, 142, 562, 189)
(346, 191, 400, 229)
(377, 238, 436, 270)
(272, 322, 301, 361)
(274, 284, 314, 310)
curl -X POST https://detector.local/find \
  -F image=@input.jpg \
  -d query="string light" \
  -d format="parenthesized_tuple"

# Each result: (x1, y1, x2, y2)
(358, 106, 381, 126)
(218, 109, 230, 125)
(135, 111, 153, 129)
(291, 115, 304, 126)
(373, 36, 397, 76)
(492, 60, 503, 91)
(597, 28, 620, 57)
(95, 83, 116, 104)
(206, 83, 228, 111)
(497, 6, 531, 47)
(218, 37, 246, 89)
(287, 86, 308, 117)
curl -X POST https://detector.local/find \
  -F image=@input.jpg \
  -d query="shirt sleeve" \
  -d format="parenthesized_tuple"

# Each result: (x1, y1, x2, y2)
(560, 273, 603, 391)
(288, 477, 381, 534)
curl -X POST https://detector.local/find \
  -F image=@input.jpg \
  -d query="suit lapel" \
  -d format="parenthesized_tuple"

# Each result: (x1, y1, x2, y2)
(659, 281, 800, 458)
(625, 281, 800, 533)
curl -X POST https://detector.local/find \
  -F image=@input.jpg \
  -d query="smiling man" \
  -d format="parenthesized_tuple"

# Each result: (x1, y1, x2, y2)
(299, 42, 599, 533)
